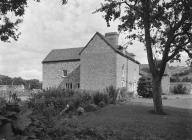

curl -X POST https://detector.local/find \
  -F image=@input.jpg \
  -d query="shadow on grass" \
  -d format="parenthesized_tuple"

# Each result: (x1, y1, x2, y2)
(148, 110, 167, 115)
(79, 103, 192, 140)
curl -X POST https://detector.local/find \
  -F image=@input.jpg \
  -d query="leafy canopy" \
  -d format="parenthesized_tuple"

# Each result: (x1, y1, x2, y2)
(0, 0, 67, 42)
(96, 0, 192, 68)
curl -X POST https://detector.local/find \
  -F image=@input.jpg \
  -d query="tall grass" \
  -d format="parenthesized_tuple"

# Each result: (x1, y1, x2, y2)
(105, 86, 118, 104)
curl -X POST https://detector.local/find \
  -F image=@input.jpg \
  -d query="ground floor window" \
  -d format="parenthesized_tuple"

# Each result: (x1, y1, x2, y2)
(66, 83, 72, 89)
(77, 83, 80, 88)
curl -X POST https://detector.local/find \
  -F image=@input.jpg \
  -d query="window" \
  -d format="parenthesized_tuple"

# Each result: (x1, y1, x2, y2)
(77, 83, 80, 88)
(70, 83, 72, 89)
(66, 83, 68, 89)
(63, 70, 67, 77)
(66, 83, 72, 89)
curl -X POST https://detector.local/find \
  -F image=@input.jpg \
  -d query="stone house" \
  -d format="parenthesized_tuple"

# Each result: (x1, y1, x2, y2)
(42, 32, 140, 93)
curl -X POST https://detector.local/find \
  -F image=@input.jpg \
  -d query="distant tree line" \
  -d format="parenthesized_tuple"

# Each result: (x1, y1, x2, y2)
(0, 75, 42, 89)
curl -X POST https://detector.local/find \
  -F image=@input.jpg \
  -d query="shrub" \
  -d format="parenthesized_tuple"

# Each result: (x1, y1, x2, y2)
(28, 88, 99, 118)
(93, 92, 109, 105)
(84, 104, 98, 112)
(78, 91, 93, 107)
(98, 101, 105, 107)
(173, 84, 188, 95)
(77, 107, 84, 115)
(105, 86, 118, 104)
(27, 88, 79, 118)
(137, 77, 153, 98)
(0, 101, 32, 139)
(68, 95, 82, 110)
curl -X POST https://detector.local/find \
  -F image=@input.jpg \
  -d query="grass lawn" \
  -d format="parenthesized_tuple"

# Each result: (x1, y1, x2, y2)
(78, 103, 192, 140)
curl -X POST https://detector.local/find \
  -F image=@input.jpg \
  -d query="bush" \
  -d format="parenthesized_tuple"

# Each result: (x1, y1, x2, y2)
(78, 91, 93, 107)
(173, 84, 188, 94)
(98, 101, 105, 107)
(84, 104, 98, 112)
(28, 88, 103, 118)
(27, 88, 81, 118)
(93, 92, 109, 105)
(105, 86, 118, 104)
(137, 77, 153, 98)
(0, 100, 33, 139)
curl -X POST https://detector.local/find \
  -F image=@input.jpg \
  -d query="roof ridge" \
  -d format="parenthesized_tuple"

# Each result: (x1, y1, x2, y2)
(96, 32, 140, 64)
(79, 32, 140, 64)
(52, 47, 84, 51)
(43, 32, 140, 65)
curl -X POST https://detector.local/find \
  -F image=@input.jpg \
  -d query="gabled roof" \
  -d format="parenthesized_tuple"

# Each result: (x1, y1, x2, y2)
(79, 32, 140, 64)
(42, 47, 83, 63)
(43, 32, 140, 64)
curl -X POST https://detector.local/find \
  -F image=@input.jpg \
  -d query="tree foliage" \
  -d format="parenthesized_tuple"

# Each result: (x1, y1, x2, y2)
(0, 0, 28, 42)
(96, 0, 192, 74)
(0, 75, 42, 89)
(0, 0, 67, 42)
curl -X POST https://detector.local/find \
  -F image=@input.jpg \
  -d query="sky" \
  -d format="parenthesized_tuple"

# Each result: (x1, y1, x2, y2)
(0, 0, 187, 81)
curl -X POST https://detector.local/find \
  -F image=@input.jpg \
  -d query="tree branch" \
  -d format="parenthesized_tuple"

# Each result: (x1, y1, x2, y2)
(123, 0, 142, 15)
(166, 40, 191, 62)
(159, 13, 187, 77)
(183, 46, 192, 58)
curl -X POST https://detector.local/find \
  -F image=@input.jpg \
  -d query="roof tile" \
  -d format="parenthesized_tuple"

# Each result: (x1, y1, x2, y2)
(42, 47, 83, 63)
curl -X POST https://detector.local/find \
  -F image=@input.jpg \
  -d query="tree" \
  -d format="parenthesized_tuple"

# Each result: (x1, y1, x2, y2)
(96, 0, 192, 113)
(0, 0, 28, 42)
(0, 0, 67, 42)
(25, 79, 42, 90)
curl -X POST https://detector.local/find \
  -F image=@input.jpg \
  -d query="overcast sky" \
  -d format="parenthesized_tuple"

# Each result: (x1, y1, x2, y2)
(0, 0, 187, 80)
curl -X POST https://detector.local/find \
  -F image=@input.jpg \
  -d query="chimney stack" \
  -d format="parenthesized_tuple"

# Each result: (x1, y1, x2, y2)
(105, 32, 119, 47)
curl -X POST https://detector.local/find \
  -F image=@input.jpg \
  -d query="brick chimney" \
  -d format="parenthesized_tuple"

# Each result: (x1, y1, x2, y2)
(105, 32, 119, 47)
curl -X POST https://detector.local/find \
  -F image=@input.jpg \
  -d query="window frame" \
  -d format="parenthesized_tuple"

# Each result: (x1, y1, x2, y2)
(63, 70, 68, 77)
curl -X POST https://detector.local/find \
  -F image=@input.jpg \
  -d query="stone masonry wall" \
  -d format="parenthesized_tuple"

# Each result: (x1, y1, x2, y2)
(59, 66, 80, 89)
(116, 53, 140, 94)
(42, 61, 80, 89)
(80, 34, 116, 91)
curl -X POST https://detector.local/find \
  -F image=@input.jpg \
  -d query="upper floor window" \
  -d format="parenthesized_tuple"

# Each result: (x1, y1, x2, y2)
(63, 70, 67, 77)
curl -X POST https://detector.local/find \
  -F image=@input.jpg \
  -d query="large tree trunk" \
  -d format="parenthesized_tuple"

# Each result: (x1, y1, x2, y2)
(152, 75, 164, 114)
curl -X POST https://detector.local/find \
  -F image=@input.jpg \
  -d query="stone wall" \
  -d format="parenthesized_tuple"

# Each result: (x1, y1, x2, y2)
(80, 34, 116, 91)
(59, 66, 80, 89)
(42, 61, 80, 89)
(116, 53, 140, 94)
(127, 59, 140, 94)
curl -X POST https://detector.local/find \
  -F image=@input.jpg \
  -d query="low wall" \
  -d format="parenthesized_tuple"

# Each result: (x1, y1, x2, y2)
(170, 82, 192, 94)
(0, 89, 34, 101)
